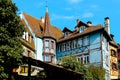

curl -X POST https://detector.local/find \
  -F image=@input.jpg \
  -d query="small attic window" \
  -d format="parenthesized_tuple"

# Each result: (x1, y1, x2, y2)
(79, 26, 85, 33)
(64, 32, 69, 37)
(39, 25, 43, 33)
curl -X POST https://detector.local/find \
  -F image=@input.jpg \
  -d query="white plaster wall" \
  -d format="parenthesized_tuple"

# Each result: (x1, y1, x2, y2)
(35, 37, 43, 61)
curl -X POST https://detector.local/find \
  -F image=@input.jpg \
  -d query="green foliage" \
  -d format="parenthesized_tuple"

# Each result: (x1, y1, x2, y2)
(88, 65, 106, 80)
(60, 56, 106, 80)
(118, 60, 120, 69)
(0, 0, 24, 79)
(60, 56, 92, 80)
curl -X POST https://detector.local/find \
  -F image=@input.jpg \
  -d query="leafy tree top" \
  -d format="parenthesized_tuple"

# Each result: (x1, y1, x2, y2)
(0, 0, 25, 79)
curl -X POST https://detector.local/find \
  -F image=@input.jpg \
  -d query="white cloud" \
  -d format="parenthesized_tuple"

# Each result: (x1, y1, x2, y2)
(67, 0, 83, 4)
(82, 12, 94, 18)
(51, 14, 75, 20)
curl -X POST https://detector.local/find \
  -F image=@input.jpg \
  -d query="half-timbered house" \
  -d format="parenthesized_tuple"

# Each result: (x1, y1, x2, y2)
(56, 18, 112, 79)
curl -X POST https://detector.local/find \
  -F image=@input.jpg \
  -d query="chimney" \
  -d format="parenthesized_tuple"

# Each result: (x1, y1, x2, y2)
(87, 21, 92, 26)
(20, 12, 23, 20)
(104, 17, 110, 34)
(41, 16, 45, 23)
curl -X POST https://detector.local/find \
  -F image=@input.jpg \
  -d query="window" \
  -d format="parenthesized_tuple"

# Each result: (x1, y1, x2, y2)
(84, 55, 89, 64)
(45, 40, 50, 52)
(71, 41, 74, 49)
(78, 55, 89, 64)
(62, 44, 64, 52)
(60, 44, 62, 52)
(70, 41, 72, 49)
(64, 32, 69, 37)
(57, 44, 60, 52)
(83, 36, 89, 46)
(20, 66, 28, 73)
(66, 42, 70, 51)
(79, 26, 84, 33)
(51, 41, 54, 49)
(45, 55, 51, 62)
(78, 56, 83, 63)
(75, 39, 78, 48)
(63, 43, 66, 51)
(112, 63, 118, 70)
(25, 32, 28, 41)
(45, 40, 49, 47)
(22, 32, 26, 39)
(111, 50, 116, 57)
(78, 38, 82, 47)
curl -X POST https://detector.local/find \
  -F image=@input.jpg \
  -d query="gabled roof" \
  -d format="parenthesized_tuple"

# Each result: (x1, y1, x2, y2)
(20, 19, 35, 51)
(21, 12, 63, 40)
(63, 27, 73, 33)
(109, 34, 119, 48)
(75, 20, 89, 28)
(22, 12, 43, 37)
(58, 24, 103, 43)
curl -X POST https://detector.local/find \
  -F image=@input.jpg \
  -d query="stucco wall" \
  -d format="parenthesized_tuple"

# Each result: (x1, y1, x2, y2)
(35, 36, 43, 61)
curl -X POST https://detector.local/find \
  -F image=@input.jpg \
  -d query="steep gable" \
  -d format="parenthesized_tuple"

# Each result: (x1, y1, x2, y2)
(21, 12, 63, 40)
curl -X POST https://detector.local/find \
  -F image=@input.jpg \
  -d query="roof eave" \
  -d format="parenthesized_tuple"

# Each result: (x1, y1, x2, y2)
(57, 27, 104, 43)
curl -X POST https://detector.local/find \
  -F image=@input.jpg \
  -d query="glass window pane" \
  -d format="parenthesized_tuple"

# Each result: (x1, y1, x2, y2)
(45, 55, 51, 61)
(51, 41, 54, 49)
(45, 40, 49, 47)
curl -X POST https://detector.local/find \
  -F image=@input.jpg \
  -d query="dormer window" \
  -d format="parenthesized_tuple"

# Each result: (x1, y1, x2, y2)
(63, 27, 73, 37)
(22, 31, 28, 41)
(79, 26, 85, 33)
(64, 32, 69, 37)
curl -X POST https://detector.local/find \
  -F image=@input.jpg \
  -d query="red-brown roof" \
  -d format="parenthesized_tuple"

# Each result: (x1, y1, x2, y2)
(22, 12, 63, 40)
(20, 18, 35, 51)
(58, 24, 103, 43)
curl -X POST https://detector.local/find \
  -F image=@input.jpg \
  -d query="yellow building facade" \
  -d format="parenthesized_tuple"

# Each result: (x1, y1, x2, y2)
(110, 40, 119, 79)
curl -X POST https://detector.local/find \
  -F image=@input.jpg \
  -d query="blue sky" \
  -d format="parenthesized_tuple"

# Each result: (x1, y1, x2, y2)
(13, 0, 120, 43)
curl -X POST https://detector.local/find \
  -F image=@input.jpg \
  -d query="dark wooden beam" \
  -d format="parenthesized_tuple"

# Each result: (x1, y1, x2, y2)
(22, 56, 84, 80)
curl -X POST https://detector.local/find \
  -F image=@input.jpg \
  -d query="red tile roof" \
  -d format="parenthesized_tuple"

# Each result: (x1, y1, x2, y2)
(20, 19, 35, 51)
(22, 12, 43, 37)
(58, 24, 103, 42)
(44, 11, 51, 37)
(22, 12, 63, 40)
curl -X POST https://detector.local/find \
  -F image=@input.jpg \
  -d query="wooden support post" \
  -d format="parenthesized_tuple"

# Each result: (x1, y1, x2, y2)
(28, 57, 31, 80)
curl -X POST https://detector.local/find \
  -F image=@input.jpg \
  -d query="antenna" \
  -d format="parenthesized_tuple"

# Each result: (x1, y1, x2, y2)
(45, 0, 48, 12)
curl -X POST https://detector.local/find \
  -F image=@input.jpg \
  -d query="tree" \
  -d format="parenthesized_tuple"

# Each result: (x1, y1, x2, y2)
(60, 56, 106, 80)
(60, 56, 92, 80)
(88, 64, 106, 80)
(0, 0, 24, 79)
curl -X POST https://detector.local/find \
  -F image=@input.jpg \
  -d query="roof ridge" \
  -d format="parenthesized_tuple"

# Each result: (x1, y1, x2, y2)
(22, 12, 41, 22)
